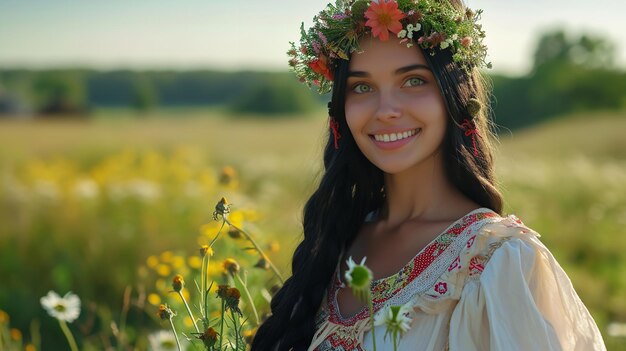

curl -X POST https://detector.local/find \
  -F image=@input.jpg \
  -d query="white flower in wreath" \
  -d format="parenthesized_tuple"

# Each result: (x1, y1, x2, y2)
(440, 38, 454, 50)
(406, 23, 421, 39)
(398, 23, 421, 40)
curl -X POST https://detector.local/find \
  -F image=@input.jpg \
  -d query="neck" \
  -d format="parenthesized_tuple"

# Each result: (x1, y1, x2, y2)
(378, 149, 471, 227)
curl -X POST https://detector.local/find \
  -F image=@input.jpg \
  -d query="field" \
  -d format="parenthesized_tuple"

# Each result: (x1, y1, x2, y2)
(0, 108, 625, 350)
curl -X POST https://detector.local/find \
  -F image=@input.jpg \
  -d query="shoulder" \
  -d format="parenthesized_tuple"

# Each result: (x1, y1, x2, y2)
(467, 213, 567, 288)
(463, 212, 548, 278)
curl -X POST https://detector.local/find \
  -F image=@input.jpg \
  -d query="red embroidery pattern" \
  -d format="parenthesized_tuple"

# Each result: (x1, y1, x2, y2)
(468, 256, 486, 277)
(434, 281, 448, 294)
(466, 235, 476, 249)
(327, 328, 364, 350)
(447, 256, 461, 272)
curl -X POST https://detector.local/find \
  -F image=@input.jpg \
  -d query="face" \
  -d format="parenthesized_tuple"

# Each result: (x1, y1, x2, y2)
(344, 36, 448, 174)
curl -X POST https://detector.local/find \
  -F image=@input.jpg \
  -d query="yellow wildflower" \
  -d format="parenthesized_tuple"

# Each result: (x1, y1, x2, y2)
(268, 241, 280, 253)
(222, 258, 240, 275)
(10, 328, 22, 340)
(188, 256, 202, 269)
(219, 166, 237, 185)
(172, 275, 184, 292)
(0, 310, 8, 324)
(159, 251, 174, 263)
(199, 244, 214, 257)
(147, 293, 161, 306)
(146, 255, 159, 269)
(156, 264, 171, 277)
(157, 304, 174, 320)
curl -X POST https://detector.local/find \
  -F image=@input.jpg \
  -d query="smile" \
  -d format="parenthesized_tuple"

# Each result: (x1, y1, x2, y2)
(371, 128, 421, 142)
(368, 128, 422, 151)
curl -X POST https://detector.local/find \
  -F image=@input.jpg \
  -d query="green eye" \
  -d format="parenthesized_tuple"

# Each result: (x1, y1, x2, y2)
(352, 83, 372, 94)
(404, 77, 425, 87)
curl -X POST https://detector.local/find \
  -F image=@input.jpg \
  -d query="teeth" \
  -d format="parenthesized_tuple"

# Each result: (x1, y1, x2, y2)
(373, 128, 420, 143)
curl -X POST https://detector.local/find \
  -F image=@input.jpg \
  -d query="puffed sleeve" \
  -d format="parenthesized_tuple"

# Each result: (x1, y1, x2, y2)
(448, 232, 606, 351)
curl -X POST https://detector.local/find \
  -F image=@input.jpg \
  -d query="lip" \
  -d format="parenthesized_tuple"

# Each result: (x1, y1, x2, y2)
(369, 128, 421, 150)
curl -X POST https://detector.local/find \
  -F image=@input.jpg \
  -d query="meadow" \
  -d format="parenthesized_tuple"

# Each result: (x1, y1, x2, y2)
(0, 108, 624, 350)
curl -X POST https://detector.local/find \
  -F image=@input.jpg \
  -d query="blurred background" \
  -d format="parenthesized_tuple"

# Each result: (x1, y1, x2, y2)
(0, 0, 625, 350)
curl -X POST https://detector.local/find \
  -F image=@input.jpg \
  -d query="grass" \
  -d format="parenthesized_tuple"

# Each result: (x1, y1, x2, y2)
(0, 108, 624, 350)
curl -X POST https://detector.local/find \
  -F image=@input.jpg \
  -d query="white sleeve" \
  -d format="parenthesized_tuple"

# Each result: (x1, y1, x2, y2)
(448, 235, 606, 351)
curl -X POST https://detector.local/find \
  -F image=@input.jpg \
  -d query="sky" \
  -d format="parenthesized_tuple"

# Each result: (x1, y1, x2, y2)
(0, 0, 624, 76)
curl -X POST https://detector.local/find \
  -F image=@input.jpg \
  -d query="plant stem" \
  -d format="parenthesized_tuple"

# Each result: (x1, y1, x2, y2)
(167, 317, 182, 351)
(234, 273, 260, 326)
(201, 254, 207, 319)
(225, 219, 284, 284)
(209, 220, 227, 248)
(231, 309, 240, 351)
(368, 298, 376, 351)
(178, 291, 201, 333)
(219, 299, 225, 351)
(58, 320, 79, 351)
(393, 331, 398, 351)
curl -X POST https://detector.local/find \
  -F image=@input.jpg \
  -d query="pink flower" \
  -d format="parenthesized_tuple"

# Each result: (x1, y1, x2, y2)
(461, 36, 473, 48)
(317, 31, 328, 45)
(434, 282, 448, 295)
(312, 41, 322, 55)
(364, 0, 406, 41)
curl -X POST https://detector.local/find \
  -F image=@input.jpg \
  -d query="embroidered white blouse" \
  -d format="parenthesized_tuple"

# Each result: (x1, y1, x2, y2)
(307, 207, 606, 351)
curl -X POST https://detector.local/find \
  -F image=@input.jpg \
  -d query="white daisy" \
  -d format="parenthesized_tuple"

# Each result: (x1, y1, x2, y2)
(374, 303, 413, 342)
(40, 291, 81, 323)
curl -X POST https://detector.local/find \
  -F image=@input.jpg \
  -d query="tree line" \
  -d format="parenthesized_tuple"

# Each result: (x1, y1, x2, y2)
(0, 29, 624, 130)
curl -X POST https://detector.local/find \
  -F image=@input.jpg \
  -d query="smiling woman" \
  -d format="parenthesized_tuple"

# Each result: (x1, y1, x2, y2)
(252, 0, 607, 350)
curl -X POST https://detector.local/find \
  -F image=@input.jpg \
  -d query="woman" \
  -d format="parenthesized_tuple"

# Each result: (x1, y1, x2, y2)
(252, 0, 606, 350)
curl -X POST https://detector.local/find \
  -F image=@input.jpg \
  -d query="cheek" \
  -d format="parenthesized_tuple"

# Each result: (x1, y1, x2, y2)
(407, 91, 447, 127)
(344, 101, 368, 135)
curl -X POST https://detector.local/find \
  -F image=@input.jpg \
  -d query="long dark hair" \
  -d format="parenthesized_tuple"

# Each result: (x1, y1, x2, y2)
(252, 9, 503, 351)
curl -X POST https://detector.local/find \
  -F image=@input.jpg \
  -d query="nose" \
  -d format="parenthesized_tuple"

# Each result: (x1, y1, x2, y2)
(374, 89, 402, 121)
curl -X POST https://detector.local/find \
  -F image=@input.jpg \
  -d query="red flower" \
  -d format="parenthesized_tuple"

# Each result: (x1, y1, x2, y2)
(308, 55, 334, 81)
(434, 281, 448, 294)
(364, 0, 406, 41)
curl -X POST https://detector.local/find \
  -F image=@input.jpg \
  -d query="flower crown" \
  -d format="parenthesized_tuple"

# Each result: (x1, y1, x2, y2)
(288, 0, 491, 94)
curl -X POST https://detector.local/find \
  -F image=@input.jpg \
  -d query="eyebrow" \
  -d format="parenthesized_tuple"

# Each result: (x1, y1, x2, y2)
(347, 64, 431, 77)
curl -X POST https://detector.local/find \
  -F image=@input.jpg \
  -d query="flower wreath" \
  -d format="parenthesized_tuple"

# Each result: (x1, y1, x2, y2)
(288, 0, 491, 94)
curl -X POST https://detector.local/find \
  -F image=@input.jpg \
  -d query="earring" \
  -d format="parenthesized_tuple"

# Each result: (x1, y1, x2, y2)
(328, 101, 341, 150)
